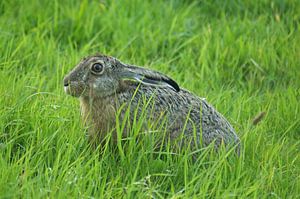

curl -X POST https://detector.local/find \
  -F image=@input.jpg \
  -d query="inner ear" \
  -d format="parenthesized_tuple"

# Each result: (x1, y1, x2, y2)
(143, 75, 180, 92)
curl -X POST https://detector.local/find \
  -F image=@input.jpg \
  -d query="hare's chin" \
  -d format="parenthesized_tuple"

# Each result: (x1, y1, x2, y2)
(64, 86, 69, 94)
(64, 86, 82, 97)
(64, 86, 74, 95)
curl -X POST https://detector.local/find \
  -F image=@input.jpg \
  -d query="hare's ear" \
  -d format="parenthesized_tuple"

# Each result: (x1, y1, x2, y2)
(121, 66, 180, 92)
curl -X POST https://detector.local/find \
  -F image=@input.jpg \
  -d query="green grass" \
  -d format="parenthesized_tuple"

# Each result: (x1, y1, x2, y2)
(1, 0, 300, 198)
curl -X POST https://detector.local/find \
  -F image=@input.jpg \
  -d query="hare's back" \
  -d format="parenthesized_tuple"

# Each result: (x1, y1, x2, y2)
(139, 86, 239, 148)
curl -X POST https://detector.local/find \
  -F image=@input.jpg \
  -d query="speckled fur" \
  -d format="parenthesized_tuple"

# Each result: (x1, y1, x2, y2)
(63, 54, 240, 153)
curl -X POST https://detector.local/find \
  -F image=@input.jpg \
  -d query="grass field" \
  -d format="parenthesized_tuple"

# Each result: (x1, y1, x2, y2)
(1, 0, 300, 198)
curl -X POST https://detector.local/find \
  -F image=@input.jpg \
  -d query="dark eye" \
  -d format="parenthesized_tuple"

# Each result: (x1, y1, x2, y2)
(91, 63, 104, 74)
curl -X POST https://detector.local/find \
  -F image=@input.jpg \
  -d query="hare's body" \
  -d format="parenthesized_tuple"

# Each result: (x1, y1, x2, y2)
(64, 54, 240, 153)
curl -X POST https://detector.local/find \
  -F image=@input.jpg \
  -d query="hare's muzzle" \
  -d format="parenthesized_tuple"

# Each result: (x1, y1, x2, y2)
(63, 78, 71, 94)
(63, 78, 87, 97)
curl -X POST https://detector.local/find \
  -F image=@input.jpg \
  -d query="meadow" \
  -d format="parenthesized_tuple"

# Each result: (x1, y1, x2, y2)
(0, 0, 299, 198)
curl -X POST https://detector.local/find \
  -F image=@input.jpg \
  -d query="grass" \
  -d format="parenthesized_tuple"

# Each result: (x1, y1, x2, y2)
(0, 0, 300, 198)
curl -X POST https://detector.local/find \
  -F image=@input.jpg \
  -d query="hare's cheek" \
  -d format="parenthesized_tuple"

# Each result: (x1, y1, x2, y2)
(90, 78, 117, 97)
(76, 83, 88, 97)
(91, 78, 112, 92)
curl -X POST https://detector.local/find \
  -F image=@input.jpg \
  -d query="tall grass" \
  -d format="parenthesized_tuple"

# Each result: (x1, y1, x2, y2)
(0, 0, 299, 198)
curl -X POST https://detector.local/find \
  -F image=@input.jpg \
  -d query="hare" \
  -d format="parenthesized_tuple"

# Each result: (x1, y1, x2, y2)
(63, 54, 240, 153)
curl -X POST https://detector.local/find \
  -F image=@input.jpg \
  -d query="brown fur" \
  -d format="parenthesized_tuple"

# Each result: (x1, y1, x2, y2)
(63, 54, 241, 154)
(80, 96, 118, 144)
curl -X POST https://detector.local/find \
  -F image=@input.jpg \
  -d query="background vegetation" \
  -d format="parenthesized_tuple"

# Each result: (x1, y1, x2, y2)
(0, 0, 299, 198)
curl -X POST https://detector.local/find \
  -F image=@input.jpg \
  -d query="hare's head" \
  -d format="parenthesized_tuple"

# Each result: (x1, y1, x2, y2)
(63, 54, 180, 99)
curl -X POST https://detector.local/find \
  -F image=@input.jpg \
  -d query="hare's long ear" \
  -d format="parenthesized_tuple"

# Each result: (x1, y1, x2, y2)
(120, 65, 180, 92)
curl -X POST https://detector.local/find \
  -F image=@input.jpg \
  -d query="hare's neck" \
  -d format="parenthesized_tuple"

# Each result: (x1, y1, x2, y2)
(79, 96, 118, 135)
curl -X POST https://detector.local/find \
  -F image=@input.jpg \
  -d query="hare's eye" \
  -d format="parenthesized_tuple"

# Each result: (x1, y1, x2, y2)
(91, 63, 104, 74)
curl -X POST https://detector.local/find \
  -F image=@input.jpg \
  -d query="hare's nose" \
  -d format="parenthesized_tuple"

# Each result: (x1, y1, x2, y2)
(63, 78, 70, 87)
